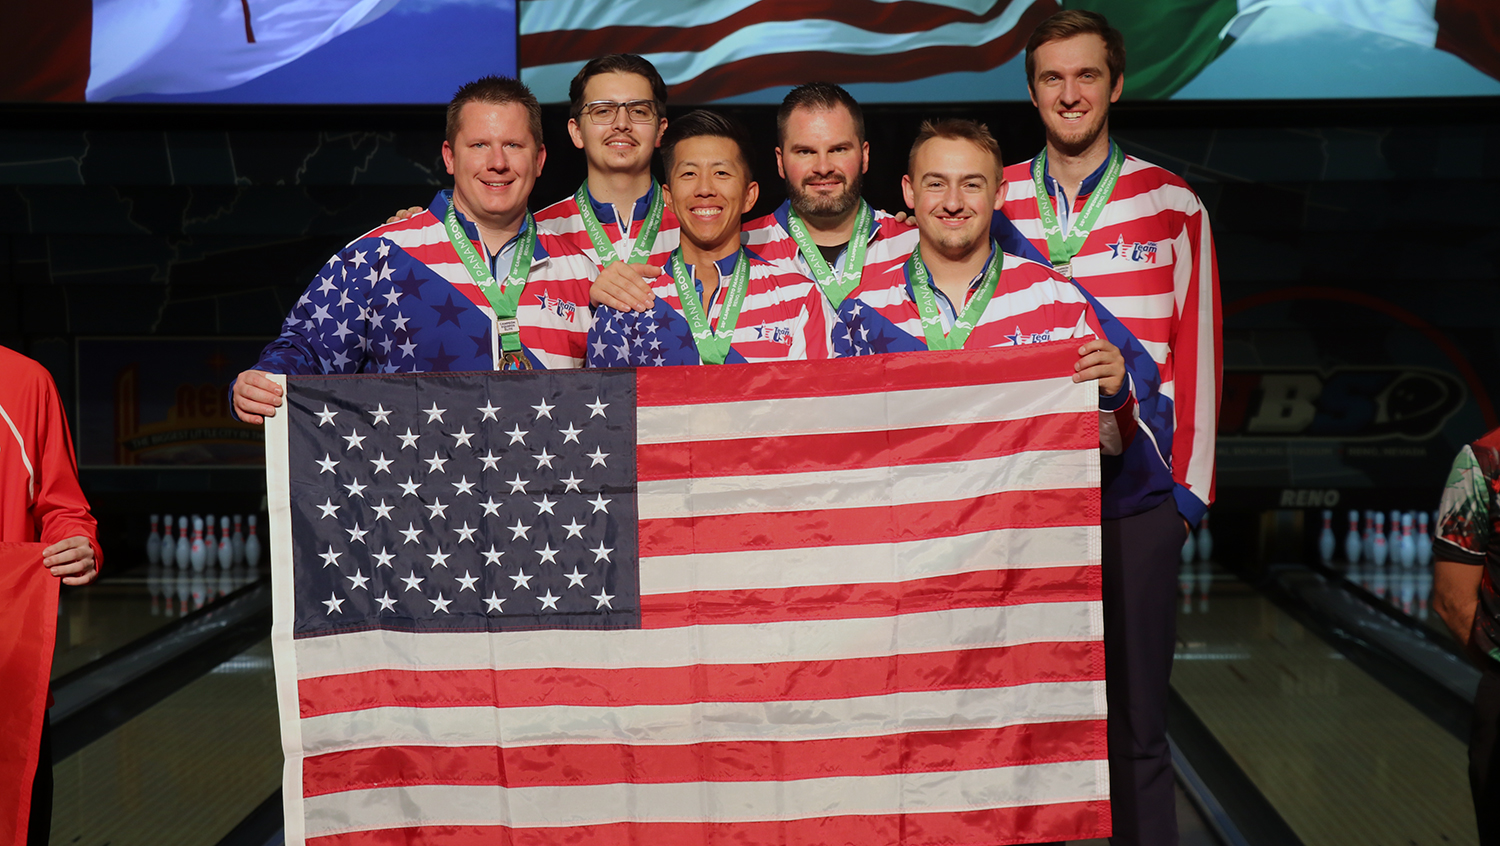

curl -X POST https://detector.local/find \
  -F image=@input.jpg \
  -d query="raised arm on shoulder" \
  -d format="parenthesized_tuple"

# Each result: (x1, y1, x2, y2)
(590, 260, 661, 312)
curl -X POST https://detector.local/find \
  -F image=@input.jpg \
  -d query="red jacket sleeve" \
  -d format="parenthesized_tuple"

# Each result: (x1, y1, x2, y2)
(0, 350, 101, 571)
(33, 379, 100, 567)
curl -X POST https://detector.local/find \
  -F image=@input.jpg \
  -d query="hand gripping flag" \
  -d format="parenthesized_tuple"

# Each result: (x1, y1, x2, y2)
(266, 344, 1110, 846)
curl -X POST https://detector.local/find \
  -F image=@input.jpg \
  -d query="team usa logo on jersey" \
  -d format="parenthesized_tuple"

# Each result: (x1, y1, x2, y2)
(754, 323, 796, 346)
(1106, 235, 1159, 264)
(535, 294, 581, 322)
(1004, 326, 1052, 346)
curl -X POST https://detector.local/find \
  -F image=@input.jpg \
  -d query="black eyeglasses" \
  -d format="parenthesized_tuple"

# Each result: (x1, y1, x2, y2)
(581, 100, 659, 124)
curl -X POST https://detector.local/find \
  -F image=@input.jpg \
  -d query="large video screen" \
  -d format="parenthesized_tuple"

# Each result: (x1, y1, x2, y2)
(4, 0, 1496, 103)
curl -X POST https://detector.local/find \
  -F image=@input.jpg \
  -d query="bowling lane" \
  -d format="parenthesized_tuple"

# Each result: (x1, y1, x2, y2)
(1310, 508, 1450, 642)
(1173, 561, 1476, 846)
(53, 561, 267, 680)
(48, 637, 282, 846)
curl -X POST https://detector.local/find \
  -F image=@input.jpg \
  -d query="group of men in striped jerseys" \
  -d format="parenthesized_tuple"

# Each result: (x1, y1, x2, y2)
(232, 9, 1219, 845)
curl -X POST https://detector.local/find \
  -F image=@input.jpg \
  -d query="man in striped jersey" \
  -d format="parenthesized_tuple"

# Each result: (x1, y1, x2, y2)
(735, 83, 924, 328)
(232, 76, 597, 424)
(535, 54, 680, 276)
(588, 110, 845, 366)
(1004, 11, 1223, 845)
(848, 118, 1136, 458)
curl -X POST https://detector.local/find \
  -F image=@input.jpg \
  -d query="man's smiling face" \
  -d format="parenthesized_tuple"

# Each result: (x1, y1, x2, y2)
(442, 100, 545, 232)
(567, 71, 665, 179)
(1028, 32, 1122, 158)
(902, 135, 1005, 263)
(664, 134, 759, 260)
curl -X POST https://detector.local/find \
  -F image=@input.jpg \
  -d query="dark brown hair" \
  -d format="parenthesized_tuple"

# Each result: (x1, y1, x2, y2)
(1024, 9, 1126, 91)
(567, 54, 669, 120)
(776, 82, 865, 146)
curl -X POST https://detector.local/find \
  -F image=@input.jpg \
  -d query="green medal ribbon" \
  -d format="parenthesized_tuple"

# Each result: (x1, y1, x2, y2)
(574, 180, 664, 267)
(1031, 142, 1124, 277)
(443, 201, 536, 367)
(670, 248, 752, 365)
(786, 199, 872, 307)
(906, 241, 1003, 351)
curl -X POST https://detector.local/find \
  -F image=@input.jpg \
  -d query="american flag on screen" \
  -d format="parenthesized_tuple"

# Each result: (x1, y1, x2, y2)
(518, 0, 1060, 103)
(266, 346, 1110, 846)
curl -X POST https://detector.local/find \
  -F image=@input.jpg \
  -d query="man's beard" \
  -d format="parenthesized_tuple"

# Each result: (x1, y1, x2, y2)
(1047, 107, 1109, 159)
(788, 170, 863, 220)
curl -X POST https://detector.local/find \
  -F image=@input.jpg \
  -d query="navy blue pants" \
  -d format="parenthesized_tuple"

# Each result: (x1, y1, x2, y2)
(1029, 498, 1184, 846)
(1101, 498, 1185, 846)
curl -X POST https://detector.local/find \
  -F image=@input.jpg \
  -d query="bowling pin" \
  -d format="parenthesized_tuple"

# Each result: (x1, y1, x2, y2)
(204, 514, 216, 553)
(1364, 510, 1376, 554)
(146, 514, 162, 565)
(1416, 567, 1433, 620)
(232, 515, 245, 565)
(1181, 526, 1197, 566)
(245, 515, 262, 568)
(1398, 513, 1416, 568)
(1370, 513, 1387, 567)
(1345, 510, 1362, 564)
(190, 572, 208, 611)
(175, 516, 191, 569)
(1397, 570, 1416, 615)
(190, 516, 208, 571)
(219, 516, 233, 569)
(1318, 510, 1336, 564)
(1416, 512, 1432, 567)
(1387, 510, 1402, 559)
(174, 568, 190, 616)
(1197, 514, 1213, 563)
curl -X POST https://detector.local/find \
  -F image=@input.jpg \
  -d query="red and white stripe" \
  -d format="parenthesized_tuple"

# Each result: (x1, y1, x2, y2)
(535, 192, 682, 269)
(1003, 155, 1221, 511)
(647, 253, 845, 362)
(517, 0, 1059, 103)
(270, 349, 1109, 846)
(742, 207, 920, 281)
(854, 248, 1105, 348)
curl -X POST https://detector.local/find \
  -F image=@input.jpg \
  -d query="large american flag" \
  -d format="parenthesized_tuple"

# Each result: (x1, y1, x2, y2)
(518, 0, 1060, 103)
(267, 345, 1109, 846)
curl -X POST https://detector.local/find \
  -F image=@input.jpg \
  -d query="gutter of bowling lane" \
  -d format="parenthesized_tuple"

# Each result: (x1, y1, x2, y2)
(49, 577, 272, 761)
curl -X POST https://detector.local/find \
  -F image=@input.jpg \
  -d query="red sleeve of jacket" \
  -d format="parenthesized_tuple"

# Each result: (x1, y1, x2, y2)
(0, 348, 101, 571)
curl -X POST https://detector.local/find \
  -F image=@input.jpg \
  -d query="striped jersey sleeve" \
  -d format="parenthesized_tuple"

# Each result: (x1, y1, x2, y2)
(249, 192, 595, 379)
(1003, 154, 1221, 523)
(535, 189, 681, 270)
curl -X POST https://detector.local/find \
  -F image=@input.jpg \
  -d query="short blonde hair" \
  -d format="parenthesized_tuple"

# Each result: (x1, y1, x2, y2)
(907, 118, 1004, 180)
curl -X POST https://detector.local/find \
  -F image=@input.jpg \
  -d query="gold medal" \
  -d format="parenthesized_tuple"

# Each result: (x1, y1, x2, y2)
(502, 351, 533, 371)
